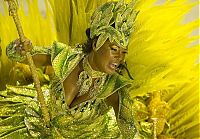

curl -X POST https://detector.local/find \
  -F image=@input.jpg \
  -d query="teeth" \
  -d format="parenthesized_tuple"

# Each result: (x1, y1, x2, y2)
(113, 63, 118, 67)
(110, 63, 118, 69)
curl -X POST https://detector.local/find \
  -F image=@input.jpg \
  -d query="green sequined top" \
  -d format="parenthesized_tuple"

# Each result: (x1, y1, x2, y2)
(0, 41, 152, 138)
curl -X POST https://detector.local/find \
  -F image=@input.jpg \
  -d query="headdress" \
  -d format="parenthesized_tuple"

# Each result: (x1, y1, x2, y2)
(90, 0, 138, 50)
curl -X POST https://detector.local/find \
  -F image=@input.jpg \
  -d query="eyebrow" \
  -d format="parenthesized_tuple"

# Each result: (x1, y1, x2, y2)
(109, 43, 128, 51)
(109, 43, 120, 48)
(119, 46, 128, 52)
(109, 44, 128, 52)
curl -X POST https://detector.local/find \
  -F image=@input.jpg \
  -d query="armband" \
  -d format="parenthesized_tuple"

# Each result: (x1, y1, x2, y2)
(6, 41, 26, 62)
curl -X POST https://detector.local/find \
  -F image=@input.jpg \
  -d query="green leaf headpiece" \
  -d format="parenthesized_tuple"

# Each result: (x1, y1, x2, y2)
(90, 0, 138, 50)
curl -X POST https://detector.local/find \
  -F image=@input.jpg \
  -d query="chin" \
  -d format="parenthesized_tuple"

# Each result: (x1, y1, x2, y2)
(104, 68, 116, 75)
(99, 65, 116, 75)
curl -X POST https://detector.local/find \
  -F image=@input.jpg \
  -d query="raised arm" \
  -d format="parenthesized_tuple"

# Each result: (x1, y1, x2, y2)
(6, 39, 51, 66)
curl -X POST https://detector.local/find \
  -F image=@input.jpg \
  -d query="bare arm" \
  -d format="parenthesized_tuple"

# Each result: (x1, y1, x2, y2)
(31, 54, 51, 66)
(14, 53, 52, 67)
(62, 63, 82, 107)
(105, 92, 119, 115)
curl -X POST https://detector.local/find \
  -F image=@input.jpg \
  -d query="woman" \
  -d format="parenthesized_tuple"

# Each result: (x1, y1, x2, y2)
(2, 1, 166, 139)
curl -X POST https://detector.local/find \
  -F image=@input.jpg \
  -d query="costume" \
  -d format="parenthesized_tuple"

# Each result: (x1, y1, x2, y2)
(0, 0, 199, 138)
(1, 41, 156, 138)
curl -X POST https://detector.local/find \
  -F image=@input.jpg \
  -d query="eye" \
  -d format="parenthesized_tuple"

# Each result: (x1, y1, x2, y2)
(110, 47, 118, 51)
(110, 45, 119, 52)
(122, 51, 128, 54)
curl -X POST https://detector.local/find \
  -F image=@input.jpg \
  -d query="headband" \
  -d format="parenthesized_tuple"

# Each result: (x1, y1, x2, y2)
(90, 0, 138, 50)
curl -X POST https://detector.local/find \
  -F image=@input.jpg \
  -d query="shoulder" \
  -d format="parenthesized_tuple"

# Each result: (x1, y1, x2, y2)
(51, 41, 84, 79)
(51, 41, 71, 61)
(51, 41, 83, 60)
(97, 73, 133, 99)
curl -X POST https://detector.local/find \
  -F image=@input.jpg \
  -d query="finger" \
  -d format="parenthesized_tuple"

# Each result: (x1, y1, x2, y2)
(14, 38, 20, 45)
(23, 39, 31, 45)
(25, 41, 32, 46)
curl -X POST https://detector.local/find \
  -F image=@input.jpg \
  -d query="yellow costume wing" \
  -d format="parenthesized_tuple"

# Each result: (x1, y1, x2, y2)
(127, 0, 199, 138)
(0, 0, 199, 138)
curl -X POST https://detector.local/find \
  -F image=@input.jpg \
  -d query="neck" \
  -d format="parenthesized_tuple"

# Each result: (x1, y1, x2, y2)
(87, 51, 99, 72)
(83, 53, 106, 78)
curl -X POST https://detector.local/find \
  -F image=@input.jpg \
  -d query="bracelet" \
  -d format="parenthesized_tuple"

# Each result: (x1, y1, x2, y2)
(6, 41, 26, 62)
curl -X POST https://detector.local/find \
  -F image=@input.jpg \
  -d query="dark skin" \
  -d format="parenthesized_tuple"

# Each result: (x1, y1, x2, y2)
(17, 39, 127, 115)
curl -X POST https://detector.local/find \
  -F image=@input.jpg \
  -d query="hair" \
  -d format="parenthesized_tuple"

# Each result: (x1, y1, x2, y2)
(116, 62, 134, 80)
(82, 28, 98, 54)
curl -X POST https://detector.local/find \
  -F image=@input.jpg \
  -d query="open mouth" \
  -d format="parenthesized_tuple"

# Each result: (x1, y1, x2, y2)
(109, 62, 119, 70)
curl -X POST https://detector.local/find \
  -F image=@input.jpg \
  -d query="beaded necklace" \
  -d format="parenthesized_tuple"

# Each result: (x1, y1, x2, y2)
(76, 56, 107, 97)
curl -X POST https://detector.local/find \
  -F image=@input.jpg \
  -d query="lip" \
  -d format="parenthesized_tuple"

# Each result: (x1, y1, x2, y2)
(109, 62, 119, 70)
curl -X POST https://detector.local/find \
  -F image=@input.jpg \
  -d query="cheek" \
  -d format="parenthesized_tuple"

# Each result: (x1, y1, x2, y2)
(95, 51, 111, 68)
(98, 53, 110, 66)
(98, 48, 110, 58)
(101, 51, 113, 64)
(104, 48, 113, 58)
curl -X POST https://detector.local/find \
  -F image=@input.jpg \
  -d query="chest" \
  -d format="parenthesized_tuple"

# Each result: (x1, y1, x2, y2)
(62, 65, 109, 108)
(62, 63, 83, 106)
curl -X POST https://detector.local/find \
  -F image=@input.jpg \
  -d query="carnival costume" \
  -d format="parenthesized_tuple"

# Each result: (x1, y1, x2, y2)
(0, 1, 158, 138)
(0, 0, 199, 138)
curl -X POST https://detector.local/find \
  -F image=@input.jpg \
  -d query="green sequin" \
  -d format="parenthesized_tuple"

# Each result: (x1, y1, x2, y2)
(2, 41, 154, 138)
(90, 0, 138, 50)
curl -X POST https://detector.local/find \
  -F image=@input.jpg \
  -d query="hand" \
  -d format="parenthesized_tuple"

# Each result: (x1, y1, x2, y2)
(14, 38, 33, 55)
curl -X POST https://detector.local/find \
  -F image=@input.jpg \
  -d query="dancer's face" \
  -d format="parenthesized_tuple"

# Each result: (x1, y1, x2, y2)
(91, 40, 127, 74)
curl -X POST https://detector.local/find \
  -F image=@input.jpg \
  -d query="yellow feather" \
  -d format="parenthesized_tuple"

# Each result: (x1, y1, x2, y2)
(0, 0, 199, 137)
